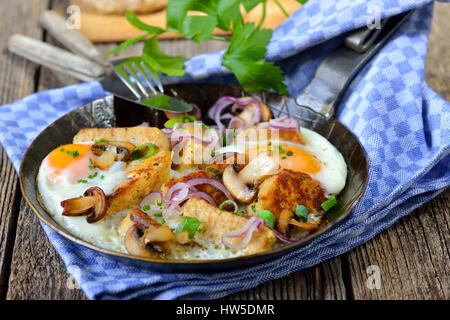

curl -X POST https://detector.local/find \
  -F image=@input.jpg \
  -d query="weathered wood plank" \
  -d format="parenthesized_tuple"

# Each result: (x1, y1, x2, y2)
(226, 257, 347, 300)
(345, 2, 450, 300)
(346, 190, 449, 299)
(0, 0, 49, 299)
(5, 0, 86, 300)
(425, 2, 450, 101)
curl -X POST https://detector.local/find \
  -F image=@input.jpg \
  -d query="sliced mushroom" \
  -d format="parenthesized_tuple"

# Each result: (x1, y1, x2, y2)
(237, 155, 279, 186)
(91, 140, 136, 170)
(110, 141, 136, 161)
(61, 186, 108, 223)
(144, 225, 173, 243)
(223, 155, 279, 203)
(94, 149, 116, 170)
(277, 209, 293, 235)
(173, 230, 190, 245)
(289, 219, 319, 231)
(124, 226, 162, 258)
(234, 97, 272, 126)
(124, 209, 173, 257)
(223, 165, 257, 203)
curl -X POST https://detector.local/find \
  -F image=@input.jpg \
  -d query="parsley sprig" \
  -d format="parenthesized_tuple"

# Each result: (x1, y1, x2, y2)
(106, 0, 307, 95)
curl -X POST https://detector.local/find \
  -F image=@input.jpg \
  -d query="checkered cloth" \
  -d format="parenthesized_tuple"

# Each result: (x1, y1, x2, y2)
(0, 0, 449, 299)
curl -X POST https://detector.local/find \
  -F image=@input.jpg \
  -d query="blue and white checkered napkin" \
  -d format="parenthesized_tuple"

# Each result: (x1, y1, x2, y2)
(0, 0, 449, 299)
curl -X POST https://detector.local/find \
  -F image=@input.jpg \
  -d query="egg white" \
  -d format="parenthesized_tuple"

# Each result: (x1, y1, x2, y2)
(217, 127, 348, 196)
(37, 160, 129, 253)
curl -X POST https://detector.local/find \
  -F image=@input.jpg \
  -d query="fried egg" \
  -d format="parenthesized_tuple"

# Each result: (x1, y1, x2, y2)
(37, 144, 128, 252)
(219, 127, 347, 196)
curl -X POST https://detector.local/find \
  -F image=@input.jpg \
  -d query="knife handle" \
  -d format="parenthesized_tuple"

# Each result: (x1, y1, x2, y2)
(40, 10, 106, 67)
(8, 34, 105, 82)
(296, 10, 414, 118)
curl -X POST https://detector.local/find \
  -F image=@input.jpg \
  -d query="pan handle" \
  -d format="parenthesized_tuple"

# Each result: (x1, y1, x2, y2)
(295, 10, 414, 119)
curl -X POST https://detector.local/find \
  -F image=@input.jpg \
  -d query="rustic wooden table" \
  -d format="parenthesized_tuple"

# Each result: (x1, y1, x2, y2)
(0, 0, 448, 300)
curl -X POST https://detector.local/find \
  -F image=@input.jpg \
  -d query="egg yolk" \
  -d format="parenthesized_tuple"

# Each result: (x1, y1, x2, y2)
(279, 147, 320, 174)
(246, 145, 320, 175)
(45, 144, 96, 184)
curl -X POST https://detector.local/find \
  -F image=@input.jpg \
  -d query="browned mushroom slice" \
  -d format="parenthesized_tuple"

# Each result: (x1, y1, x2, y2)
(129, 209, 173, 243)
(61, 187, 108, 223)
(144, 225, 173, 243)
(289, 219, 319, 231)
(223, 165, 257, 203)
(124, 226, 163, 258)
(233, 97, 272, 126)
(93, 149, 116, 170)
(173, 230, 190, 245)
(277, 209, 294, 235)
(222, 155, 279, 203)
(123, 209, 173, 258)
(91, 140, 136, 169)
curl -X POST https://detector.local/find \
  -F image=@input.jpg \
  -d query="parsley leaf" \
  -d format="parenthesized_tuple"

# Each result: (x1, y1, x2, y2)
(124, 10, 165, 34)
(182, 15, 217, 43)
(222, 22, 288, 94)
(105, 11, 164, 58)
(142, 36, 186, 76)
(242, 0, 266, 12)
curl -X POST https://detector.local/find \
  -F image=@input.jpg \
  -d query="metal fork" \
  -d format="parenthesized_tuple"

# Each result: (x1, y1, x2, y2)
(110, 57, 193, 113)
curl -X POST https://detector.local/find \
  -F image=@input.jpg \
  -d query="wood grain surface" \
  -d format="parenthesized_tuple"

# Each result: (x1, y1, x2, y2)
(0, 0, 448, 300)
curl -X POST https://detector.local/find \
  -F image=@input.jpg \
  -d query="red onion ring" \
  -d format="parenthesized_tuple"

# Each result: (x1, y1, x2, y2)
(231, 97, 262, 128)
(208, 96, 262, 131)
(189, 190, 216, 205)
(266, 226, 312, 243)
(139, 191, 165, 215)
(221, 215, 314, 250)
(268, 117, 300, 131)
(222, 217, 264, 250)
(165, 182, 190, 204)
(185, 177, 233, 200)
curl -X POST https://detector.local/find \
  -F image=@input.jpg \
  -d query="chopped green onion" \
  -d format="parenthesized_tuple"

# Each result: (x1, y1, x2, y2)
(77, 179, 88, 184)
(154, 212, 163, 217)
(295, 205, 308, 222)
(257, 209, 276, 228)
(286, 150, 294, 156)
(100, 175, 104, 180)
(206, 167, 221, 175)
(164, 115, 196, 128)
(153, 163, 159, 166)
(95, 138, 107, 143)
(321, 196, 338, 212)
(142, 204, 150, 211)
(176, 216, 201, 239)
(132, 143, 156, 160)
(219, 200, 239, 215)
(66, 150, 79, 158)
(278, 145, 285, 154)
(60, 148, 65, 152)
(160, 218, 166, 224)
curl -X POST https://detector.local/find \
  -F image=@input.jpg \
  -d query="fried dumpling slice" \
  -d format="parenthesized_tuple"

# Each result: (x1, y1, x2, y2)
(106, 151, 172, 216)
(73, 126, 170, 152)
(181, 197, 276, 255)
